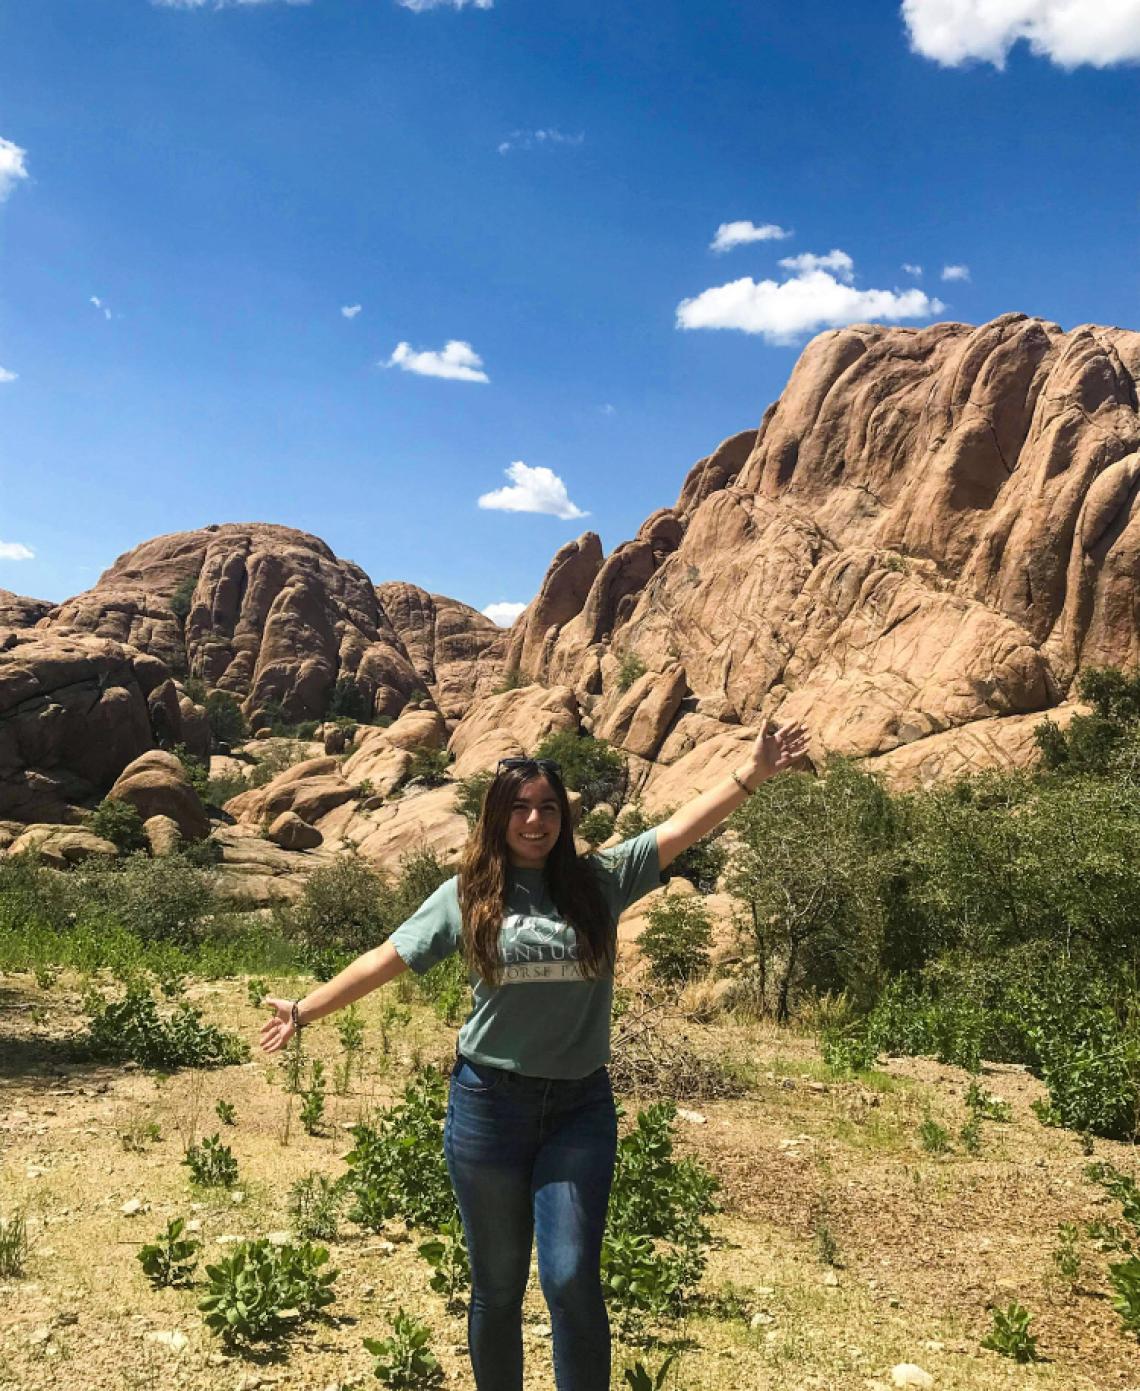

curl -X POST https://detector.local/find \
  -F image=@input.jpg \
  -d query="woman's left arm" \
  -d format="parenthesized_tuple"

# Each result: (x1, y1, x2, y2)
(655, 720, 810, 871)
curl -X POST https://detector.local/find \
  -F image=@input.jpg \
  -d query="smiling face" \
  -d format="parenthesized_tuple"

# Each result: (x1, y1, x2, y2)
(504, 775, 563, 868)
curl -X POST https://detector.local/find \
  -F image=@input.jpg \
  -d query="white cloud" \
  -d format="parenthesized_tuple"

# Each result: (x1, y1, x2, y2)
(941, 263, 971, 282)
(498, 128, 584, 155)
(600, 403, 617, 416)
(0, 367, 17, 383)
(341, 304, 362, 319)
(482, 601, 527, 627)
(902, 0, 1140, 69)
(478, 461, 588, 520)
(398, 0, 493, 10)
(0, 137, 28, 201)
(90, 296, 113, 321)
(677, 258, 945, 346)
(0, 541, 34, 561)
(902, 262, 924, 277)
(778, 248, 854, 280)
(386, 340, 489, 383)
(710, 220, 793, 253)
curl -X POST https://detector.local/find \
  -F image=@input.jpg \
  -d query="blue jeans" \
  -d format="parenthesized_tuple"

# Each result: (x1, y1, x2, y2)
(444, 1054, 618, 1391)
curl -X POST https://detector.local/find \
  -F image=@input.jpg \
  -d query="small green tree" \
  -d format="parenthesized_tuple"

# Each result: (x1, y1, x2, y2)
(169, 575, 197, 622)
(205, 690, 246, 749)
(533, 730, 627, 812)
(616, 652, 647, 692)
(281, 855, 397, 959)
(90, 799, 148, 854)
(639, 895, 713, 985)
(454, 771, 493, 827)
(328, 675, 372, 723)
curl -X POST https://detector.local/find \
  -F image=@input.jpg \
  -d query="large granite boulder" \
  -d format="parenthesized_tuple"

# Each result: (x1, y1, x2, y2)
(107, 750, 210, 840)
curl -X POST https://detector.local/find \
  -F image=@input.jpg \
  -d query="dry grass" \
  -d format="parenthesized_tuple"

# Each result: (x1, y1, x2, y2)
(1, 971, 1138, 1390)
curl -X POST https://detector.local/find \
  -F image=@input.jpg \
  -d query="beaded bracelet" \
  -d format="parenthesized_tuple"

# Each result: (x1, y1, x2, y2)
(730, 770, 755, 797)
(290, 1000, 305, 1033)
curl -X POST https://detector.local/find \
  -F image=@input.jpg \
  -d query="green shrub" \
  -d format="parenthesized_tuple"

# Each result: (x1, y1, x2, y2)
(90, 799, 148, 853)
(281, 855, 397, 959)
(85, 987, 247, 1070)
(981, 1301, 1039, 1362)
(199, 1238, 337, 1345)
(300, 1059, 327, 1136)
(454, 771, 493, 827)
(289, 1172, 344, 1242)
(169, 575, 197, 622)
(364, 1310, 443, 1389)
(616, 652, 647, 692)
(417, 953, 469, 1025)
(74, 852, 222, 949)
(215, 1099, 236, 1126)
(183, 1133, 239, 1188)
(919, 1116, 951, 1155)
(638, 895, 712, 986)
(205, 690, 246, 749)
(577, 807, 615, 847)
(533, 730, 627, 812)
(418, 1217, 470, 1309)
(407, 747, 451, 787)
(493, 667, 530, 694)
(172, 743, 210, 801)
(344, 1072, 456, 1232)
(328, 675, 373, 723)
(623, 1354, 676, 1391)
(0, 1209, 29, 1278)
(138, 1217, 201, 1287)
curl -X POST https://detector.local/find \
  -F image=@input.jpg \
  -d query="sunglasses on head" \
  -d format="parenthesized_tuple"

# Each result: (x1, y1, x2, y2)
(496, 757, 562, 778)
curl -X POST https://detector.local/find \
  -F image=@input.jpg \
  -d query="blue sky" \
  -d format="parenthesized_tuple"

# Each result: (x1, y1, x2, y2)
(1, 0, 1139, 622)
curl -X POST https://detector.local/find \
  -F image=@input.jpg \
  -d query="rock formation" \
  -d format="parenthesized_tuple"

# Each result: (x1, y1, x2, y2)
(502, 315, 1140, 791)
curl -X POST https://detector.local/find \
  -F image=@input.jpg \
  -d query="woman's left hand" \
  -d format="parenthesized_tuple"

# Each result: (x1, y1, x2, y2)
(747, 719, 810, 783)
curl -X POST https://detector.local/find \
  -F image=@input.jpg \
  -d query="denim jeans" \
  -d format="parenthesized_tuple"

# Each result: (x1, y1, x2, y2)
(444, 1054, 618, 1391)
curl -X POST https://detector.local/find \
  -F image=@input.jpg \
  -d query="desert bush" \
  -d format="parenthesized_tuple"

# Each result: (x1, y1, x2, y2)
(0, 1209, 29, 1279)
(289, 1172, 344, 1242)
(614, 802, 726, 891)
(344, 1071, 456, 1232)
(982, 1301, 1039, 1362)
(455, 771, 493, 827)
(533, 730, 627, 812)
(638, 895, 712, 986)
(281, 855, 398, 960)
(172, 743, 210, 801)
(169, 575, 196, 622)
(183, 1133, 240, 1188)
(215, 1099, 236, 1126)
(578, 807, 616, 847)
(417, 952, 469, 1024)
(90, 798, 147, 853)
(393, 847, 452, 922)
(205, 689, 246, 749)
(300, 1059, 327, 1135)
(616, 651, 647, 692)
(328, 674, 372, 723)
(85, 986, 247, 1070)
(74, 852, 222, 949)
(418, 1217, 470, 1309)
(407, 747, 451, 787)
(200, 1239, 337, 1346)
(138, 1217, 201, 1287)
(1035, 666, 1140, 778)
(365, 1310, 443, 1389)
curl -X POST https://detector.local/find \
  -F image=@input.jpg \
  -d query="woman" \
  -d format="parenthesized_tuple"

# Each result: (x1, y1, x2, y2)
(261, 719, 808, 1391)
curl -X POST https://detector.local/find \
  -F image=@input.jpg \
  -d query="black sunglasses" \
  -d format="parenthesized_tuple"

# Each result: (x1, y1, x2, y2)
(496, 757, 562, 778)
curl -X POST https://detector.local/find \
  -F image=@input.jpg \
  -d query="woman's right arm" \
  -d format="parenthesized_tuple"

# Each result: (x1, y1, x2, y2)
(260, 940, 410, 1053)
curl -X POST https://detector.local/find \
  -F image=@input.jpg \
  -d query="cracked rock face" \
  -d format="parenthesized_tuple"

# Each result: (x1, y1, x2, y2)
(499, 315, 1140, 789)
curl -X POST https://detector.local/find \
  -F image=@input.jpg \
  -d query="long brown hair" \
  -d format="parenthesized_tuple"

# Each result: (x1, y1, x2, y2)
(458, 763, 616, 987)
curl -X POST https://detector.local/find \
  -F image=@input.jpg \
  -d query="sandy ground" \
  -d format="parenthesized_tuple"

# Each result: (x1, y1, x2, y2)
(2, 971, 1139, 1391)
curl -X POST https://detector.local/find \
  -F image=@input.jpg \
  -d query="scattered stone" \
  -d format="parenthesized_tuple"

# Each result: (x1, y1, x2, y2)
(266, 1230, 291, 1246)
(889, 1366, 933, 1390)
(185, 1219, 202, 1233)
(120, 1198, 146, 1216)
(25, 1164, 48, 1178)
(145, 1329, 189, 1353)
(230, 1190, 245, 1204)
(823, 1270, 840, 1287)
(750, 1312, 774, 1328)
(676, 1108, 707, 1124)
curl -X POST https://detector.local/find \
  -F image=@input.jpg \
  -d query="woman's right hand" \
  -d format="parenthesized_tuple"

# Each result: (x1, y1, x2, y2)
(260, 997, 296, 1054)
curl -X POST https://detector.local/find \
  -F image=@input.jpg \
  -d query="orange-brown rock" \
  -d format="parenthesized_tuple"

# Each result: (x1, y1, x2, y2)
(376, 582, 506, 718)
(0, 632, 158, 822)
(448, 685, 580, 778)
(346, 784, 469, 867)
(377, 708, 448, 753)
(268, 810, 324, 851)
(5, 824, 119, 866)
(225, 755, 357, 828)
(107, 750, 210, 841)
(596, 664, 688, 760)
(0, 589, 52, 630)
(501, 315, 1140, 786)
(143, 814, 182, 857)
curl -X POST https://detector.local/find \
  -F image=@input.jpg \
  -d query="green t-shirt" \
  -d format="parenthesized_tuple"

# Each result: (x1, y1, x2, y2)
(388, 829, 661, 1079)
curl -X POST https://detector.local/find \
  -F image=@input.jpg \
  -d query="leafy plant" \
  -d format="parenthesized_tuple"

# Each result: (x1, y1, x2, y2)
(981, 1301, 1039, 1362)
(169, 574, 197, 622)
(90, 799, 147, 854)
(418, 1217, 470, 1309)
(407, 747, 451, 787)
(623, 1353, 676, 1391)
(1107, 1255, 1140, 1335)
(638, 895, 713, 986)
(205, 689, 247, 750)
(577, 807, 616, 847)
(1052, 1222, 1083, 1288)
(138, 1217, 201, 1288)
(965, 1079, 1011, 1122)
(0, 1209, 29, 1279)
(301, 1059, 327, 1135)
(283, 1032, 307, 1094)
(289, 1172, 344, 1242)
(247, 977, 269, 1008)
(344, 1072, 456, 1232)
(919, 1116, 951, 1155)
(85, 987, 247, 1071)
(616, 651, 647, 692)
(200, 1238, 337, 1345)
(172, 743, 210, 801)
(455, 771, 493, 827)
(183, 1133, 239, 1188)
(364, 1309, 443, 1389)
(533, 730, 627, 813)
